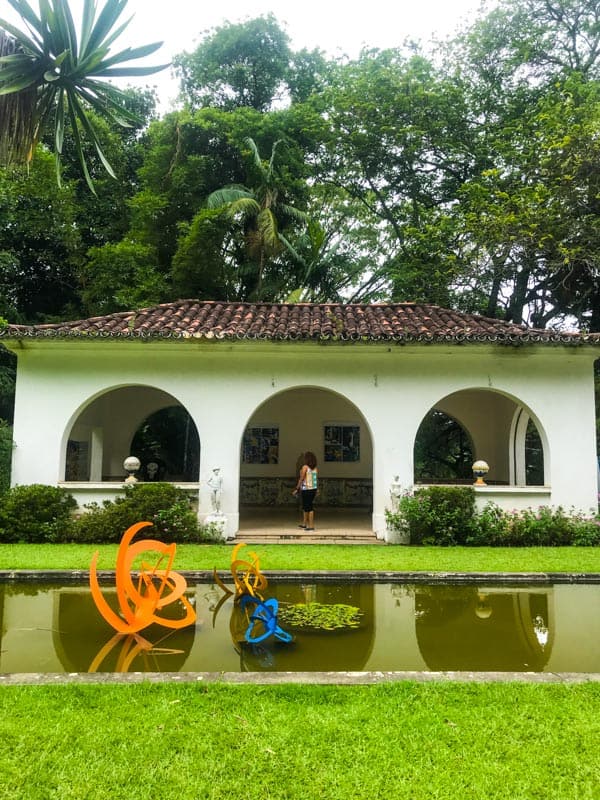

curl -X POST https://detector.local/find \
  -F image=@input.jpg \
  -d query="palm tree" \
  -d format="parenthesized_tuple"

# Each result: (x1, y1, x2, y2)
(0, 0, 166, 191)
(207, 137, 307, 299)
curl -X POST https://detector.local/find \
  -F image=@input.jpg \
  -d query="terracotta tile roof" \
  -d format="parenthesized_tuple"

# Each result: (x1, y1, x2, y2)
(2, 300, 599, 345)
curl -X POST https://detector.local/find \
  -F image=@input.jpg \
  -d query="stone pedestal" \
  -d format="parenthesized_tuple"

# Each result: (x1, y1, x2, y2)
(204, 512, 230, 540)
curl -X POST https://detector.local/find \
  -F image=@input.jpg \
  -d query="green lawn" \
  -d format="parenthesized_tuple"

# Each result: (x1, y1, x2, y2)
(1, 543, 598, 800)
(0, 542, 599, 572)
(0, 682, 598, 800)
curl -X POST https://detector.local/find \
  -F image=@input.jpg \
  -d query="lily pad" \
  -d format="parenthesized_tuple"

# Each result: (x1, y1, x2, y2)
(278, 602, 363, 631)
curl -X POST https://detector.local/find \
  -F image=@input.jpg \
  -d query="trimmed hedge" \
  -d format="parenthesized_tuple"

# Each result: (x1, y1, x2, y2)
(65, 483, 220, 543)
(0, 484, 77, 543)
(0, 482, 223, 544)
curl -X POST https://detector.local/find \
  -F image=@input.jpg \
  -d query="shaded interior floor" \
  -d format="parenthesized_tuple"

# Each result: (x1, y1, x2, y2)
(238, 506, 373, 536)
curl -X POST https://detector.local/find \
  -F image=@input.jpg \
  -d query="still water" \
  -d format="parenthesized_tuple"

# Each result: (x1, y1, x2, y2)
(1, 581, 598, 674)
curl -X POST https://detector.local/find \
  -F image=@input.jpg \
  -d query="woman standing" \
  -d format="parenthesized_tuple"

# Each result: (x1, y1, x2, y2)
(293, 451, 319, 531)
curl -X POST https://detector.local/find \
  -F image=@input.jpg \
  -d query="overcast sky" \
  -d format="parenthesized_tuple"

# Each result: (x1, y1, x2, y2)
(1, 0, 492, 109)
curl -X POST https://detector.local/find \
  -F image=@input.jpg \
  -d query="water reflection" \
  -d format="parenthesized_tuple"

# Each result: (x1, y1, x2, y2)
(0, 582, 598, 674)
(53, 589, 196, 673)
(225, 583, 375, 672)
(414, 587, 553, 671)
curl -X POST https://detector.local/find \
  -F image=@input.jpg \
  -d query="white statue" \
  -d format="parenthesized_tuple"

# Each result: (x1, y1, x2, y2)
(390, 475, 403, 511)
(207, 468, 223, 513)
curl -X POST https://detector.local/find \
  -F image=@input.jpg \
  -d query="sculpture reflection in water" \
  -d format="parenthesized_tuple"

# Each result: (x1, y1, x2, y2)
(212, 542, 292, 667)
(88, 521, 197, 672)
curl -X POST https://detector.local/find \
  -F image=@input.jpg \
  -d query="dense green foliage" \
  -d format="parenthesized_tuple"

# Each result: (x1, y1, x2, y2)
(0, 0, 599, 328)
(0, 483, 77, 543)
(66, 482, 219, 543)
(388, 487, 478, 546)
(0, 420, 13, 495)
(0, 683, 598, 800)
(0, 482, 222, 544)
(386, 486, 600, 546)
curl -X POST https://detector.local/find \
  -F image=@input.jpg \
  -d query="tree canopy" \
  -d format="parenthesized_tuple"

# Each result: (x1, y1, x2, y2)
(1, 0, 599, 331)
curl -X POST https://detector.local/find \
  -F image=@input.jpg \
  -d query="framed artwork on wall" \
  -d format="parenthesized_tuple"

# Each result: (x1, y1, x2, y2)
(242, 426, 280, 464)
(324, 424, 360, 462)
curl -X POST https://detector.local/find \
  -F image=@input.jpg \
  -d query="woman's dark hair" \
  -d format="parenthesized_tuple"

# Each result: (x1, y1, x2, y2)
(304, 451, 317, 469)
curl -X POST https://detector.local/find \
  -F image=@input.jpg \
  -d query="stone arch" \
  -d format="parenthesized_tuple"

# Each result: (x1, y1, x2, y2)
(238, 385, 374, 517)
(62, 384, 200, 482)
(414, 388, 549, 486)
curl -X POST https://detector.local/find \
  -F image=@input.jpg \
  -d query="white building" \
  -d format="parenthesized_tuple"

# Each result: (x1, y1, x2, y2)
(2, 300, 599, 540)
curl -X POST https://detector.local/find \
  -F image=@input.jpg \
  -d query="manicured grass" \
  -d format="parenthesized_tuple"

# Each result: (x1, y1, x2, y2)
(1, 546, 597, 799)
(0, 682, 598, 800)
(0, 543, 598, 572)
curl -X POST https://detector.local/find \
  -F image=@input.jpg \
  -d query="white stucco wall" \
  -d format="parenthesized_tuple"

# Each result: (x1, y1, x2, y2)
(7, 339, 599, 538)
(242, 387, 373, 479)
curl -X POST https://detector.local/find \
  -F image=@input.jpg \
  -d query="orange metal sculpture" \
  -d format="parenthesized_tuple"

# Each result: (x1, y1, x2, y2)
(89, 521, 196, 634)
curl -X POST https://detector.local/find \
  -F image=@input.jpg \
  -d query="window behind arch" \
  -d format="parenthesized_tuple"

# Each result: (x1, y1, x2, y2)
(414, 410, 474, 483)
(130, 406, 200, 482)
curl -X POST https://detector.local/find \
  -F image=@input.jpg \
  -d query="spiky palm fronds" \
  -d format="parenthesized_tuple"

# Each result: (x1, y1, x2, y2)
(0, 0, 167, 191)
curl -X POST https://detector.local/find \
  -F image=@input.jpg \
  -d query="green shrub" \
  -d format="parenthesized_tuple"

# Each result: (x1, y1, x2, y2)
(464, 502, 510, 546)
(0, 484, 77, 543)
(64, 482, 201, 544)
(0, 420, 13, 495)
(469, 504, 600, 547)
(387, 486, 477, 546)
(387, 491, 600, 547)
(197, 520, 226, 543)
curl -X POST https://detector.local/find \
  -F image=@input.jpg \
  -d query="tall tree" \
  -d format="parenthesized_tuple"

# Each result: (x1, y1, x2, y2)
(310, 48, 479, 305)
(174, 15, 291, 112)
(207, 136, 308, 299)
(445, 0, 600, 328)
(0, 149, 83, 321)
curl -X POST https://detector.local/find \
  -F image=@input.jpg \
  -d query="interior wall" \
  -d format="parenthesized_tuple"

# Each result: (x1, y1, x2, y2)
(436, 390, 518, 483)
(241, 387, 372, 478)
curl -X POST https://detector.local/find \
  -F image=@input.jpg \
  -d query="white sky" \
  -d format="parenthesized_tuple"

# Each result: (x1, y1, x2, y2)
(1, 0, 491, 109)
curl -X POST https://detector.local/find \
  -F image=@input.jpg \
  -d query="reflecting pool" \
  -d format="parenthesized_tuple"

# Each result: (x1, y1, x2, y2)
(0, 582, 598, 673)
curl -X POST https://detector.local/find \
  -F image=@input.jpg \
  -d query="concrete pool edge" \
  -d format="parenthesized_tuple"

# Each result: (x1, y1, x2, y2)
(1, 569, 600, 584)
(1, 670, 599, 686)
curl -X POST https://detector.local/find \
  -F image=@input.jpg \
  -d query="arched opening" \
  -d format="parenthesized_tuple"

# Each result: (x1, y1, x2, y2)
(414, 389, 547, 487)
(238, 386, 373, 534)
(414, 410, 474, 483)
(131, 406, 199, 482)
(510, 407, 547, 486)
(64, 386, 200, 483)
